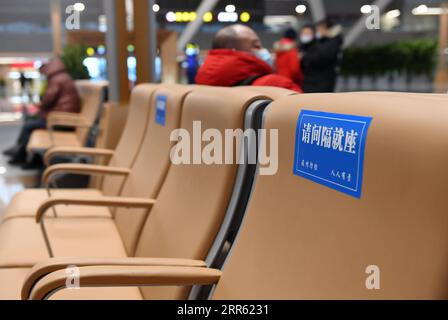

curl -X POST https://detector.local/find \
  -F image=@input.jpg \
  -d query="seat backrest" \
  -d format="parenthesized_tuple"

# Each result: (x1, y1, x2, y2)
(74, 81, 108, 144)
(101, 84, 158, 197)
(134, 87, 267, 300)
(213, 92, 448, 299)
(349, 91, 448, 99)
(113, 85, 194, 255)
(240, 86, 297, 99)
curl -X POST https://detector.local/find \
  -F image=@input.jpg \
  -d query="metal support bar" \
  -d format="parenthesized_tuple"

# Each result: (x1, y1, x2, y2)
(134, 0, 157, 83)
(148, 0, 157, 82)
(51, 0, 62, 56)
(104, 0, 120, 102)
(177, 0, 220, 52)
(104, 0, 129, 103)
(343, 0, 393, 48)
(307, 0, 326, 22)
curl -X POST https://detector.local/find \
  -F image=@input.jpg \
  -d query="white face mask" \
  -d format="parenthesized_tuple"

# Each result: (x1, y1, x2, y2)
(300, 35, 314, 44)
(254, 48, 273, 67)
(316, 32, 322, 39)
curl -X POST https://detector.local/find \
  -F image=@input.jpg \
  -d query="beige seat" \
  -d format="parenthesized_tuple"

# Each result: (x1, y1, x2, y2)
(349, 91, 448, 98)
(240, 86, 297, 99)
(1, 84, 157, 221)
(0, 85, 193, 268)
(17, 92, 448, 300)
(28, 131, 80, 150)
(0, 87, 269, 300)
(26, 81, 108, 154)
(213, 92, 448, 299)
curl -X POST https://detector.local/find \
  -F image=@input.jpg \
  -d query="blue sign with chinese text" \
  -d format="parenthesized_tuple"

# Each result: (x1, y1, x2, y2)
(293, 110, 372, 198)
(155, 95, 167, 126)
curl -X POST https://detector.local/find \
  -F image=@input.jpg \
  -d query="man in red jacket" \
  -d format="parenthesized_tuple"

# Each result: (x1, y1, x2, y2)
(196, 24, 302, 93)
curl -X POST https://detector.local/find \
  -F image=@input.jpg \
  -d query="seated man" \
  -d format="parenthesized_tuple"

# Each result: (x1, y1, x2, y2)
(195, 24, 302, 93)
(4, 58, 80, 168)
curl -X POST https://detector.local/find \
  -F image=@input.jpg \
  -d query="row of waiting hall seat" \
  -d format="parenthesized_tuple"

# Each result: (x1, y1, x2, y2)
(0, 84, 447, 299)
(26, 80, 108, 157)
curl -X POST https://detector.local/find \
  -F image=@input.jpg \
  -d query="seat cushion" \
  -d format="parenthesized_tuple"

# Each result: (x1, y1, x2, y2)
(0, 217, 127, 267)
(46, 218, 128, 258)
(27, 129, 81, 153)
(0, 218, 49, 267)
(2, 188, 112, 221)
(0, 268, 143, 300)
(0, 268, 31, 300)
(49, 287, 143, 300)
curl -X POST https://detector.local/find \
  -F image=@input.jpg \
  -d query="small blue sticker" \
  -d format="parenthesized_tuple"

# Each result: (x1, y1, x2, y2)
(155, 95, 167, 126)
(293, 110, 372, 198)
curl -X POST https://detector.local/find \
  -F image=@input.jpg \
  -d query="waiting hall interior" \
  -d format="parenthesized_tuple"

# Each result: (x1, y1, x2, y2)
(0, 0, 447, 300)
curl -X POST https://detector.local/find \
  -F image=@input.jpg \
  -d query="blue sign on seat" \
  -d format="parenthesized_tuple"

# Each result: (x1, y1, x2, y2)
(293, 110, 373, 198)
(155, 95, 167, 126)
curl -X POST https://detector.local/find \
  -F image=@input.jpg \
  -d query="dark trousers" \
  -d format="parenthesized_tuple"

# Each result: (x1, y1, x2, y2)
(15, 118, 47, 159)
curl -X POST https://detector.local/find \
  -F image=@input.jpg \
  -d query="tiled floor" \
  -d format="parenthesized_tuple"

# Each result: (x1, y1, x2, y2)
(0, 121, 39, 219)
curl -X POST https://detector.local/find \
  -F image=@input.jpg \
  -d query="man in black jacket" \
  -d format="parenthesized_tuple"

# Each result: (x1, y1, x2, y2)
(300, 19, 343, 93)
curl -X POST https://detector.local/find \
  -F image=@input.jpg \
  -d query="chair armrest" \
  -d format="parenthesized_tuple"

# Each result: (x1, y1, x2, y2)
(47, 112, 82, 119)
(36, 196, 156, 222)
(42, 163, 130, 186)
(22, 257, 208, 300)
(44, 147, 114, 166)
(47, 113, 90, 129)
(26, 265, 221, 300)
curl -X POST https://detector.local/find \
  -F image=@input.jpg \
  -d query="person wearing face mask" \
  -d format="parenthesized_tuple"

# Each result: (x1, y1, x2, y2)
(273, 28, 304, 86)
(195, 24, 302, 92)
(300, 20, 344, 93)
(299, 25, 316, 49)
